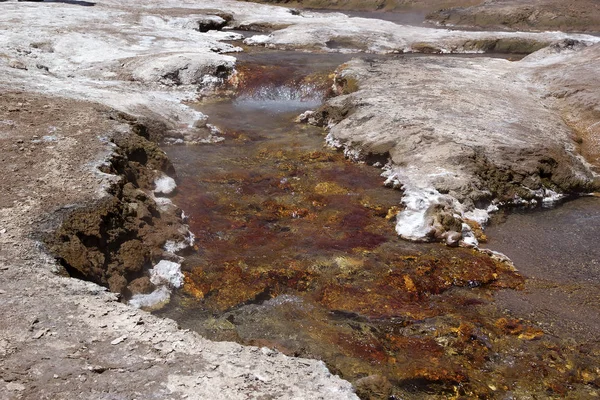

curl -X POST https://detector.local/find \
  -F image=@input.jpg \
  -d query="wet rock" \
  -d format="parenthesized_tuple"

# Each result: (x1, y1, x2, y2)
(354, 375, 392, 400)
(445, 231, 462, 247)
(127, 276, 155, 295)
(295, 110, 315, 123)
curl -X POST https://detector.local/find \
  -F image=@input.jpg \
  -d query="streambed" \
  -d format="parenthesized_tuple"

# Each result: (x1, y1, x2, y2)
(156, 51, 600, 398)
(484, 196, 600, 343)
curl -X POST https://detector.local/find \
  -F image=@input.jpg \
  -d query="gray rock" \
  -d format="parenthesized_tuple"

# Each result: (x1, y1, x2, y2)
(8, 59, 27, 70)
(321, 48, 599, 241)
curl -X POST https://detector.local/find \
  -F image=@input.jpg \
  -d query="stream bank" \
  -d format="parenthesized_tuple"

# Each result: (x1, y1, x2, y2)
(0, 91, 357, 400)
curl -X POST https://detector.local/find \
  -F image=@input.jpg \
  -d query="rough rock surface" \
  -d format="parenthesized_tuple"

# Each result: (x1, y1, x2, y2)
(428, 0, 600, 33)
(0, 92, 357, 399)
(240, 10, 599, 53)
(238, 0, 483, 12)
(314, 42, 600, 243)
(523, 42, 600, 173)
(0, 0, 243, 143)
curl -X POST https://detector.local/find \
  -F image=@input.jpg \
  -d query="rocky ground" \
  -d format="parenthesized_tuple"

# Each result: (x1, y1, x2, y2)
(1, 0, 599, 398)
(239, 9, 597, 53)
(239, 0, 600, 33)
(428, 0, 600, 33)
(237, 0, 483, 12)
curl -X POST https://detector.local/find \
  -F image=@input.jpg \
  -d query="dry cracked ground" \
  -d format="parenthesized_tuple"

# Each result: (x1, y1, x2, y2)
(0, 0, 599, 399)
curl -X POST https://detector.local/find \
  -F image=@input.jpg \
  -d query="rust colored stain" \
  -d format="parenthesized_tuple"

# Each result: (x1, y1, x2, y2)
(157, 58, 599, 399)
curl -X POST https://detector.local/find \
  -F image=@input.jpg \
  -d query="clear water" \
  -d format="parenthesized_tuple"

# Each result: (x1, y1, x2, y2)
(484, 196, 600, 342)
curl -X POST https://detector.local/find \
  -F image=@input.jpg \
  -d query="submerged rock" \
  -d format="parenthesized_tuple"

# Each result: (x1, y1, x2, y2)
(128, 276, 155, 295)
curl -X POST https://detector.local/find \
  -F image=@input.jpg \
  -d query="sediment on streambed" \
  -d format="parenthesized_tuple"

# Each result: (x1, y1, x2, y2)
(44, 114, 193, 303)
(41, 53, 340, 302)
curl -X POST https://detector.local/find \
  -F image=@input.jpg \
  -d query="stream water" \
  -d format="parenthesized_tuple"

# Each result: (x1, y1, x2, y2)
(154, 48, 600, 398)
(484, 197, 600, 343)
(308, 8, 430, 27)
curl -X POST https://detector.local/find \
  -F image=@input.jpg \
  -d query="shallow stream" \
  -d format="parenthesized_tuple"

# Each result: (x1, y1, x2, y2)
(484, 197, 600, 343)
(155, 49, 600, 398)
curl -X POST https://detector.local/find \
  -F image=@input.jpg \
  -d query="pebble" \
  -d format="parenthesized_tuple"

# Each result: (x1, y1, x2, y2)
(111, 335, 127, 345)
(8, 59, 27, 70)
(33, 328, 49, 339)
(88, 365, 107, 373)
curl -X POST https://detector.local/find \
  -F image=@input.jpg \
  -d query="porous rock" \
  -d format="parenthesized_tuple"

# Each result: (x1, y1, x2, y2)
(125, 53, 235, 86)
